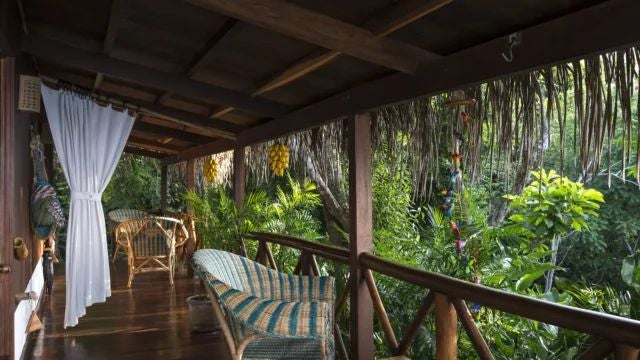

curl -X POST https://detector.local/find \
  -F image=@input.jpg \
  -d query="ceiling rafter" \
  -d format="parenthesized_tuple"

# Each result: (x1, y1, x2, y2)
(168, 0, 640, 164)
(208, 0, 452, 118)
(37, 67, 242, 139)
(93, 0, 128, 89)
(157, 18, 239, 104)
(127, 135, 184, 154)
(133, 121, 215, 144)
(124, 146, 169, 159)
(186, 0, 440, 74)
(20, 35, 293, 117)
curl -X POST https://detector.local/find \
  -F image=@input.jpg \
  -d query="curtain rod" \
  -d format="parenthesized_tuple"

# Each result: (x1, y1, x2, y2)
(38, 75, 220, 136)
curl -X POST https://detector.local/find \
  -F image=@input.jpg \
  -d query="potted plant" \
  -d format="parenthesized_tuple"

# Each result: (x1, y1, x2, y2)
(186, 294, 218, 333)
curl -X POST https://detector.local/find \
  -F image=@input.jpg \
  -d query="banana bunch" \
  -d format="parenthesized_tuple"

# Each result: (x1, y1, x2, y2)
(268, 144, 289, 177)
(203, 157, 218, 183)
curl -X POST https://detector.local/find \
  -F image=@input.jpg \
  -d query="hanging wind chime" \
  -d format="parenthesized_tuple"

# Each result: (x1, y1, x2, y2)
(444, 97, 482, 316)
(268, 143, 289, 177)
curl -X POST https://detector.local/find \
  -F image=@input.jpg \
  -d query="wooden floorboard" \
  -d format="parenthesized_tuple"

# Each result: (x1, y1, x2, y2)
(26, 260, 230, 360)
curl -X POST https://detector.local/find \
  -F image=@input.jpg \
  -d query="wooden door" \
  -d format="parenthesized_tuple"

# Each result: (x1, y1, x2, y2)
(0, 56, 16, 360)
(0, 54, 37, 360)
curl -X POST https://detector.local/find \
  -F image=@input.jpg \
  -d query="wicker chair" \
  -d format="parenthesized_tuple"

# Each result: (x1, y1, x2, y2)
(107, 209, 148, 263)
(192, 249, 335, 360)
(115, 216, 188, 287)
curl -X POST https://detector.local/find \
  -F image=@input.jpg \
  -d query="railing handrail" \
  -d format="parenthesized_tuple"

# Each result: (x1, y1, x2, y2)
(245, 232, 640, 348)
(360, 253, 640, 348)
(248, 232, 350, 263)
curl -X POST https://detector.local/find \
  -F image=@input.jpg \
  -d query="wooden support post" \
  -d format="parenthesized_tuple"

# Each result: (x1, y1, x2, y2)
(44, 144, 54, 182)
(233, 147, 247, 256)
(615, 345, 639, 360)
(435, 293, 458, 360)
(185, 159, 195, 277)
(348, 112, 374, 359)
(160, 164, 168, 213)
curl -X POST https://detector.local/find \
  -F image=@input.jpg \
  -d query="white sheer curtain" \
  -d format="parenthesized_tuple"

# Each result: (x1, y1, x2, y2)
(41, 84, 135, 328)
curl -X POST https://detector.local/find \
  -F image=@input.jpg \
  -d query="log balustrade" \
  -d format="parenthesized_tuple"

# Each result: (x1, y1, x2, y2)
(247, 231, 640, 359)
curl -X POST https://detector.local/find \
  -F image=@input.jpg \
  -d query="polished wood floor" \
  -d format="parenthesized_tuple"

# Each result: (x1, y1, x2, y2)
(26, 260, 230, 360)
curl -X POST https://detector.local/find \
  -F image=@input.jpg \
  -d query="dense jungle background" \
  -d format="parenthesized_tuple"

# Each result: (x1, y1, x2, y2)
(51, 49, 640, 359)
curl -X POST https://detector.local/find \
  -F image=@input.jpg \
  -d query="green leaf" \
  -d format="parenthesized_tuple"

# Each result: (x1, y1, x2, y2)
(516, 269, 547, 291)
(622, 254, 640, 293)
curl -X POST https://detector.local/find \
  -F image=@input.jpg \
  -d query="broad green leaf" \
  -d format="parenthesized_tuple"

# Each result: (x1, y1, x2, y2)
(516, 269, 546, 291)
(622, 254, 640, 293)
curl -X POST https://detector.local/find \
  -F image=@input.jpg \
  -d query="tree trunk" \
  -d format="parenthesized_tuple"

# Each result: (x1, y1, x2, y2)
(545, 235, 561, 293)
(305, 156, 349, 247)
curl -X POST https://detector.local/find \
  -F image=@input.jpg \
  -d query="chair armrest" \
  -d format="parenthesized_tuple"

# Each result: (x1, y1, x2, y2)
(174, 223, 189, 248)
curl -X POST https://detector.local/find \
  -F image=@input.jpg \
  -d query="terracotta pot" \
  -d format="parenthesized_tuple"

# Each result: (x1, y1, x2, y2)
(14, 237, 29, 261)
(186, 294, 219, 333)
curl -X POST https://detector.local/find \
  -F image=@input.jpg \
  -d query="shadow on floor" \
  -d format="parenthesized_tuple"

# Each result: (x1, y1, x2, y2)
(25, 260, 230, 360)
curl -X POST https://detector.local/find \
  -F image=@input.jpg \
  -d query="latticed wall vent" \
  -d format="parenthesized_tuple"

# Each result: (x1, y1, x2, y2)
(18, 75, 41, 113)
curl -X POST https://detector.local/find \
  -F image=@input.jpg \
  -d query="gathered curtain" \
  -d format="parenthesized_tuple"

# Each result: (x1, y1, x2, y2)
(41, 84, 135, 328)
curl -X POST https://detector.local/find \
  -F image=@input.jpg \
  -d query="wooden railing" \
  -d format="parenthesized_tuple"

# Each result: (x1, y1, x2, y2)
(247, 232, 640, 359)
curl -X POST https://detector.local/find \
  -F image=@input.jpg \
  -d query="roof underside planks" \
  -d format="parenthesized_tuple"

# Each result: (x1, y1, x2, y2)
(12, 0, 635, 160)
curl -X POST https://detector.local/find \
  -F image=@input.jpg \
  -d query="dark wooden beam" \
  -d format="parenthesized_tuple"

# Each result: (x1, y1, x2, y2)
(20, 35, 292, 117)
(0, 0, 20, 56)
(172, 138, 235, 163)
(94, 0, 128, 89)
(106, 92, 243, 138)
(210, 0, 451, 118)
(133, 122, 215, 144)
(186, 0, 439, 74)
(44, 144, 54, 181)
(254, 0, 450, 95)
(170, 0, 640, 163)
(127, 135, 183, 154)
(158, 18, 239, 104)
(123, 146, 166, 159)
(233, 146, 247, 256)
(235, 0, 640, 146)
(348, 113, 374, 359)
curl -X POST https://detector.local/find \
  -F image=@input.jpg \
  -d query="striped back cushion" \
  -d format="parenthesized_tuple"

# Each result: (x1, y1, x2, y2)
(192, 249, 332, 302)
(107, 209, 147, 223)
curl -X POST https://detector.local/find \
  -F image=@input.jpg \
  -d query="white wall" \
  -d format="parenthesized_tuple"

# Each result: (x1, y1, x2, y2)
(14, 259, 43, 359)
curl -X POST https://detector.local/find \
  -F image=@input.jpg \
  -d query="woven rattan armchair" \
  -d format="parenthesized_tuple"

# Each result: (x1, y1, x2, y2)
(192, 249, 335, 360)
(107, 209, 148, 263)
(115, 216, 188, 287)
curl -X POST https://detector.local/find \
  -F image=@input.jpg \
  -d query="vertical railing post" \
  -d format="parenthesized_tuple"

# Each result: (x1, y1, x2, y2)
(615, 345, 639, 360)
(233, 147, 247, 256)
(435, 293, 458, 360)
(348, 112, 374, 359)
(160, 164, 168, 213)
(185, 159, 196, 277)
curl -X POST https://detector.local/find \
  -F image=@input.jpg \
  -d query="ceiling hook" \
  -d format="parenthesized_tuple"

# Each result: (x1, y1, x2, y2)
(501, 32, 522, 63)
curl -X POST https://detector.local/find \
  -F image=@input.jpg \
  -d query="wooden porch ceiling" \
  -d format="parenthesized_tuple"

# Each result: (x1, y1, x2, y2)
(5, 0, 638, 161)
